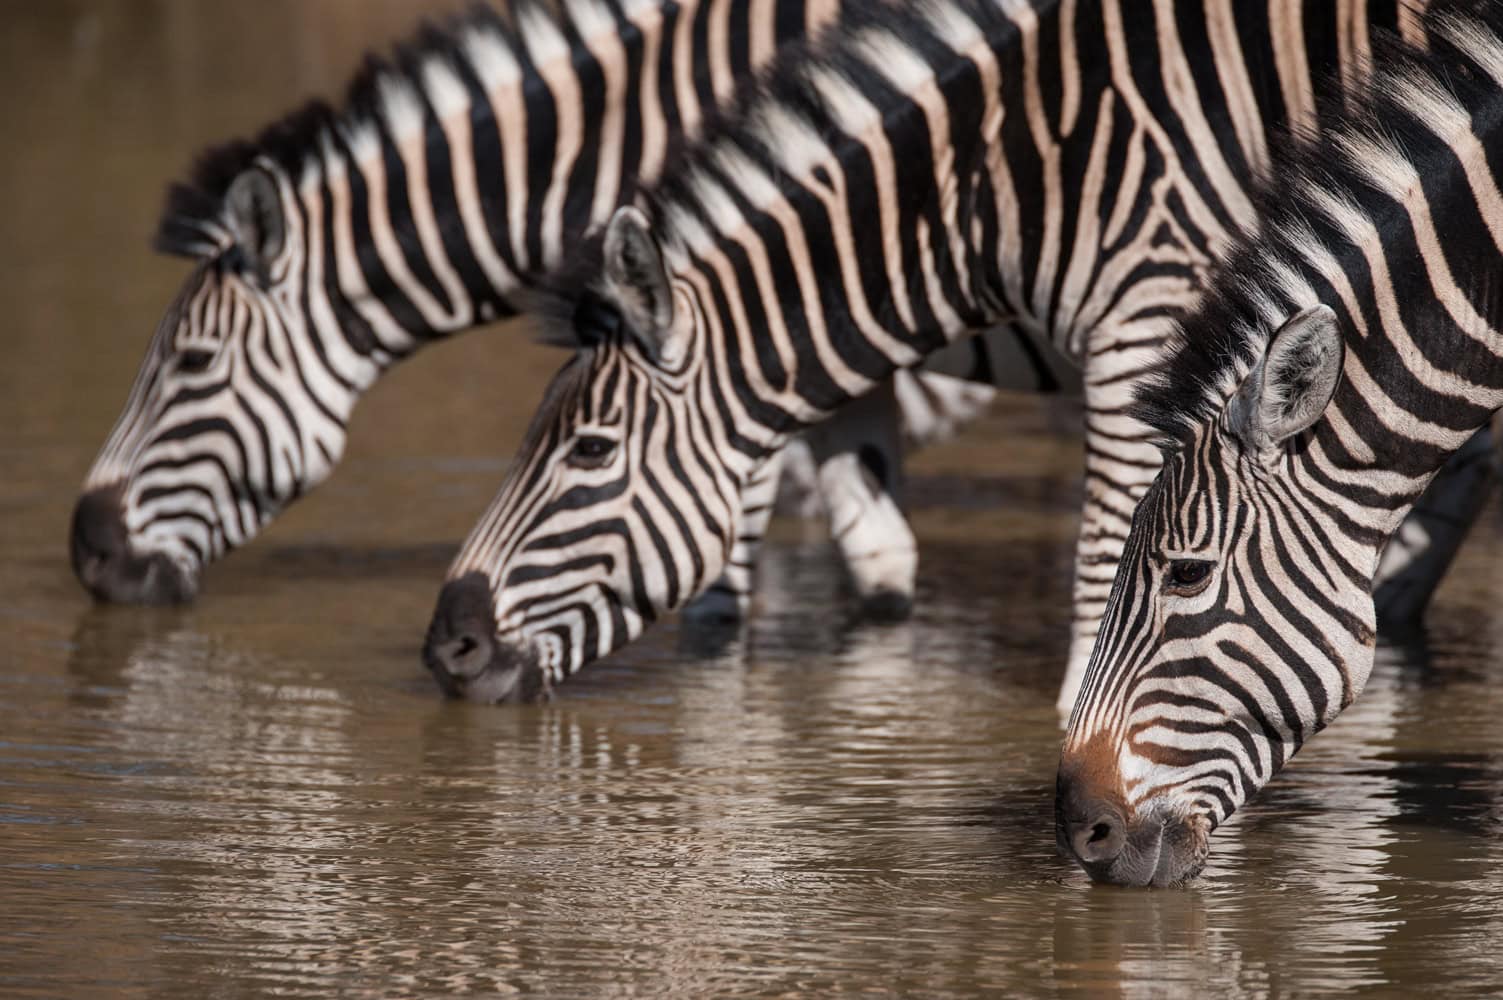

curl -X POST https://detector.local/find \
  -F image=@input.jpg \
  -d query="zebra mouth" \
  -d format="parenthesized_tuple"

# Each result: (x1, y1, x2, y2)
(75, 548, 197, 605)
(425, 634, 547, 704)
(422, 574, 549, 703)
(1086, 810, 1210, 888)
(70, 487, 198, 604)
(1055, 787, 1211, 888)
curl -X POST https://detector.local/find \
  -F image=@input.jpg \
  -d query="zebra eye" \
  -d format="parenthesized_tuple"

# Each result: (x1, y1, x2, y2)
(176, 348, 216, 375)
(568, 435, 617, 469)
(1166, 559, 1213, 594)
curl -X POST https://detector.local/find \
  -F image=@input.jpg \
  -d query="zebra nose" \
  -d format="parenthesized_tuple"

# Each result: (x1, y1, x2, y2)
(1065, 806, 1128, 866)
(70, 484, 128, 593)
(1054, 765, 1131, 871)
(423, 573, 499, 692)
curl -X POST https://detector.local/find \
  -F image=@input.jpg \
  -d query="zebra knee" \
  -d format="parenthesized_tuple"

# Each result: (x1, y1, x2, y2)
(815, 451, 917, 620)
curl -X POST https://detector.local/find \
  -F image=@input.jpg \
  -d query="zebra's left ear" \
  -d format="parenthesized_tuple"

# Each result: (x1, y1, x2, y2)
(226, 169, 286, 280)
(1227, 304, 1345, 459)
(602, 206, 683, 365)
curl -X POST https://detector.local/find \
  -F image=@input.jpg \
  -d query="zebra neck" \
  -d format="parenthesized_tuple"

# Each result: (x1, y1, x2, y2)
(647, 3, 1046, 461)
(294, 0, 843, 365)
(648, 0, 1431, 457)
(1312, 379, 1503, 556)
(1277, 21, 1503, 558)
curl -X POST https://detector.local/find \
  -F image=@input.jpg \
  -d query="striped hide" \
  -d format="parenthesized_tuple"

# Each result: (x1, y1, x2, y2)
(1058, 0, 1503, 886)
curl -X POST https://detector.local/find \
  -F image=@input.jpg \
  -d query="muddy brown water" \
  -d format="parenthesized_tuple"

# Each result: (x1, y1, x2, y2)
(5, 4, 1503, 997)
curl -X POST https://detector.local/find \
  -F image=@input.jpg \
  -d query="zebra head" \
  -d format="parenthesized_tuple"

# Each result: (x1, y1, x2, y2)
(1056, 304, 1372, 886)
(73, 157, 356, 604)
(423, 206, 747, 702)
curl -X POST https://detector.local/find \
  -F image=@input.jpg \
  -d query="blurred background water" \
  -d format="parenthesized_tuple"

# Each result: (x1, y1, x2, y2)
(4, 3, 1503, 996)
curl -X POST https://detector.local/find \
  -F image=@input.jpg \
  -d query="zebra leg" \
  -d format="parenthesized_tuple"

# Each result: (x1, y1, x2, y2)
(779, 367, 997, 519)
(803, 379, 918, 620)
(892, 367, 998, 448)
(772, 435, 824, 521)
(689, 335, 1061, 628)
(681, 450, 784, 625)
(1373, 424, 1499, 628)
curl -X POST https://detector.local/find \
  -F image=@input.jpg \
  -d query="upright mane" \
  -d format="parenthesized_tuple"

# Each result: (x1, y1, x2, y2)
(1132, 0, 1503, 446)
(151, 0, 630, 259)
(154, 101, 337, 257)
(527, 0, 990, 348)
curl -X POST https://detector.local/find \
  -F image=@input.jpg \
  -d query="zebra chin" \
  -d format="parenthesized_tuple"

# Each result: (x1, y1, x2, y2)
(69, 484, 198, 605)
(423, 573, 548, 704)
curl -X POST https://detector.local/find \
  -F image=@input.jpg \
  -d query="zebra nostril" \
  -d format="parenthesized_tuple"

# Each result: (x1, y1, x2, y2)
(70, 484, 128, 588)
(428, 628, 494, 682)
(423, 573, 500, 689)
(1070, 810, 1127, 865)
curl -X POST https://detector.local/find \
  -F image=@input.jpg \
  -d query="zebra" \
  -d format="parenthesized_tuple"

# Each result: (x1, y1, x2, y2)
(74, 0, 1481, 695)
(70, 0, 1069, 624)
(419, 0, 1472, 701)
(1057, 1, 1503, 886)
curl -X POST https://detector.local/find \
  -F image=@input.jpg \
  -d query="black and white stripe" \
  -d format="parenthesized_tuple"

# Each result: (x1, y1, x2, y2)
(76, 0, 1480, 701)
(423, 0, 1454, 701)
(1058, 1, 1503, 887)
(74, 0, 1030, 613)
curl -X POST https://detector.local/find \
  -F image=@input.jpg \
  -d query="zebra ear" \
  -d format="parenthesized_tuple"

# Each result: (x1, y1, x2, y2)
(1228, 304, 1344, 458)
(226, 169, 286, 277)
(602, 206, 678, 363)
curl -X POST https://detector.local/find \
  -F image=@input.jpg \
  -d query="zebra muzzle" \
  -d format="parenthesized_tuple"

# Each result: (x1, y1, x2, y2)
(1055, 763, 1208, 887)
(69, 483, 195, 605)
(423, 573, 544, 703)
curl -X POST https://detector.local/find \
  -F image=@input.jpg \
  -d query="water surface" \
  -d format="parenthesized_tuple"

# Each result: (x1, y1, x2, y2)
(5, 4, 1503, 996)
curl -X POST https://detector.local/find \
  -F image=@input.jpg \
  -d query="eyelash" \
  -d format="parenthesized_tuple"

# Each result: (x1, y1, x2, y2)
(568, 435, 617, 469)
(177, 349, 216, 374)
(1165, 559, 1213, 594)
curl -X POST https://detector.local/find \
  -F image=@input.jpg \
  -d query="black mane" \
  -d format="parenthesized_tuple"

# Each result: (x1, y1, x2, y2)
(1131, 0, 1503, 446)
(153, 102, 336, 257)
(522, 0, 980, 349)
(151, 1, 535, 259)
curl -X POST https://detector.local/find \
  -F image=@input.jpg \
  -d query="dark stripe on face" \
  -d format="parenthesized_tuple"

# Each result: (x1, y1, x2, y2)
(237, 354, 303, 494)
(631, 494, 681, 609)
(1131, 656, 1277, 781)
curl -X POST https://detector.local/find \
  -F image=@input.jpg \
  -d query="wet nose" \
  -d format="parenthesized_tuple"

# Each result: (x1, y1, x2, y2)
(1061, 801, 1128, 867)
(423, 572, 499, 693)
(1055, 769, 1129, 870)
(70, 484, 128, 592)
